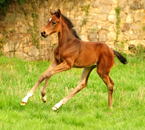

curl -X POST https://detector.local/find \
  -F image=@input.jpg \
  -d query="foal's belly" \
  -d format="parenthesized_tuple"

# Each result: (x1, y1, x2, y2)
(73, 54, 98, 68)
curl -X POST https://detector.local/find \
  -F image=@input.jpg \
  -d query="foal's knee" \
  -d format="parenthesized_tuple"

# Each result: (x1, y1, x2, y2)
(38, 74, 46, 82)
(38, 71, 53, 83)
(38, 73, 50, 83)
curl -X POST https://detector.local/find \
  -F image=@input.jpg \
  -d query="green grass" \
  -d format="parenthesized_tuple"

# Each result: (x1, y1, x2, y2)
(0, 55, 145, 130)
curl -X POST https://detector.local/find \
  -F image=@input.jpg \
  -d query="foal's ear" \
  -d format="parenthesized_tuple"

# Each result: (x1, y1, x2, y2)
(50, 9, 53, 15)
(56, 9, 61, 18)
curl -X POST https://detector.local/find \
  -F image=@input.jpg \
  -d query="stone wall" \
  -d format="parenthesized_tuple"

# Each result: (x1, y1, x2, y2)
(0, 0, 144, 60)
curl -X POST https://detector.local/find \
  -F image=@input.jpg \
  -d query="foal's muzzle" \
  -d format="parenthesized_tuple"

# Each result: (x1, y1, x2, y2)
(41, 31, 48, 38)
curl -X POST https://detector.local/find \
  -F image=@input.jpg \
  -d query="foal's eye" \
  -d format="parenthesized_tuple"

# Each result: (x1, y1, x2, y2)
(52, 21, 57, 26)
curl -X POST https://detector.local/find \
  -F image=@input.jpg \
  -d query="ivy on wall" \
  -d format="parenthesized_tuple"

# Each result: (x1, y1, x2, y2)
(0, 0, 26, 20)
(0, 0, 41, 48)
(115, 5, 121, 45)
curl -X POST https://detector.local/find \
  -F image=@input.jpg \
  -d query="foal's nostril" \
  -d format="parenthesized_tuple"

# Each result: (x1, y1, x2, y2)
(41, 31, 46, 37)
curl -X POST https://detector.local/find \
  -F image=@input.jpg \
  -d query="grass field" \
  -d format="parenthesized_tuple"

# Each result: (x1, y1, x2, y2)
(0, 55, 145, 130)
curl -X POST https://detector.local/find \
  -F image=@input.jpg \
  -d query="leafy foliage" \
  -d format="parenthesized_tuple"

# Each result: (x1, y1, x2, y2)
(0, 0, 26, 20)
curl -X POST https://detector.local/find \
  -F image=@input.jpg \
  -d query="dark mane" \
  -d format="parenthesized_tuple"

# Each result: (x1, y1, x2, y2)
(62, 14, 81, 39)
(61, 14, 74, 29)
(71, 29, 81, 40)
(54, 12, 81, 39)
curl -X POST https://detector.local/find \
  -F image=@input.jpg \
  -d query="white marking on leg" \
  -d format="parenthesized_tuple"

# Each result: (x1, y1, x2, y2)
(42, 96, 47, 102)
(52, 100, 63, 110)
(21, 92, 33, 104)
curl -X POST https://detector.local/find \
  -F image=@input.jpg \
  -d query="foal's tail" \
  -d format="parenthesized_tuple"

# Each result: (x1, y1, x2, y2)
(113, 50, 128, 64)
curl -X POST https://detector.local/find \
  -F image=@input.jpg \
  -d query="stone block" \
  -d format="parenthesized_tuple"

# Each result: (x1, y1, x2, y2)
(22, 3, 32, 13)
(102, 22, 115, 32)
(89, 8, 101, 15)
(75, 11, 85, 19)
(43, 1, 49, 8)
(108, 31, 116, 41)
(96, 14, 107, 21)
(86, 22, 98, 31)
(106, 42, 114, 48)
(128, 31, 138, 40)
(4, 43, 9, 53)
(15, 51, 29, 59)
(0, 34, 3, 39)
(101, 6, 112, 14)
(108, 24, 115, 32)
(64, 2, 74, 11)
(130, 0, 142, 10)
(88, 29, 98, 41)
(4, 41, 14, 52)
(109, 8, 116, 15)
(98, 30, 108, 42)
(15, 13, 26, 22)
(23, 46, 31, 53)
(121, 23, 131, 32)
(28, 46, 39, 56)
(134, 10, 143, 22)
(142, 12, 145, 23)
(126, 15, 133, 23)
(108, 15, 116, 23)
(4, 13, 15, 23)
(120, 11, 127, 24)
(80, 34, 88, 41)
(118, 32, 124, 41)
(142, 30, 145, 40)
(15, 3, 23, 13)
(122, 32, 130, 40)
(124, 42, 129, 51)
(18, 25, 28, 34)
(131, 23, 142, 31)
(91, 0, 102, 8)
(103, 0, 117, 5)
(78, 1, 90, 7)
(119, 0, 128, 10)
(129, 40, 143, 46)
(74, 20, 83, 32)
(128, 0, 134, 5)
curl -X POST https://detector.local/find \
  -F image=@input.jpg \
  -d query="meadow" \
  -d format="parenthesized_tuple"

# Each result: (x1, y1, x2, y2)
(0, 54, 145, 130)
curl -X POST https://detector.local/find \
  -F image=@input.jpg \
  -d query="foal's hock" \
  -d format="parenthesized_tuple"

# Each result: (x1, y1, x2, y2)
(21, 9, 127, 110)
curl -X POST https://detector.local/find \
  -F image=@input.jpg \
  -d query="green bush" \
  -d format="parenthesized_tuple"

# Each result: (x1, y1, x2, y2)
(0, 0, 26, 20)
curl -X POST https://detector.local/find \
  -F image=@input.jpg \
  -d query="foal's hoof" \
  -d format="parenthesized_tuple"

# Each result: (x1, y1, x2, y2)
(52, 106, 58, 111)
(42, 96, 47, 103)
(21, 101, 26, 106)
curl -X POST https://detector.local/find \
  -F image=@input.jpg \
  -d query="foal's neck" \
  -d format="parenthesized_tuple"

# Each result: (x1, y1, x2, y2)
(58, 21, 75, 47)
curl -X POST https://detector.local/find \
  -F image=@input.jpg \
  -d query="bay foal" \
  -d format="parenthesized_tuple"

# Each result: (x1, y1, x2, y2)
(21, 9, 127, 110)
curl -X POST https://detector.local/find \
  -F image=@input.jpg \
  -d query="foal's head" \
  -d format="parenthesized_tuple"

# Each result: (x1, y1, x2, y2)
(41, 9, 61, 38)
(41, 9, 81, 39)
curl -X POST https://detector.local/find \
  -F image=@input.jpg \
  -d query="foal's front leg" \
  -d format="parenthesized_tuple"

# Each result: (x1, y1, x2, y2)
(41, 60, 58, 103)
(21, 60, 58, 105)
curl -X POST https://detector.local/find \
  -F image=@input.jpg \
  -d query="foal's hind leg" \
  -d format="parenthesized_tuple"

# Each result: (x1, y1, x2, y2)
(97, 66, 114, 109)
(97, 57, 114, 108)
(52, 66, 96, 110)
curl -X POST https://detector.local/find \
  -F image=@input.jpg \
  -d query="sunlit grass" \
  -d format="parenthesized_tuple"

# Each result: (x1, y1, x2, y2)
(0, 55, 145, 130)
